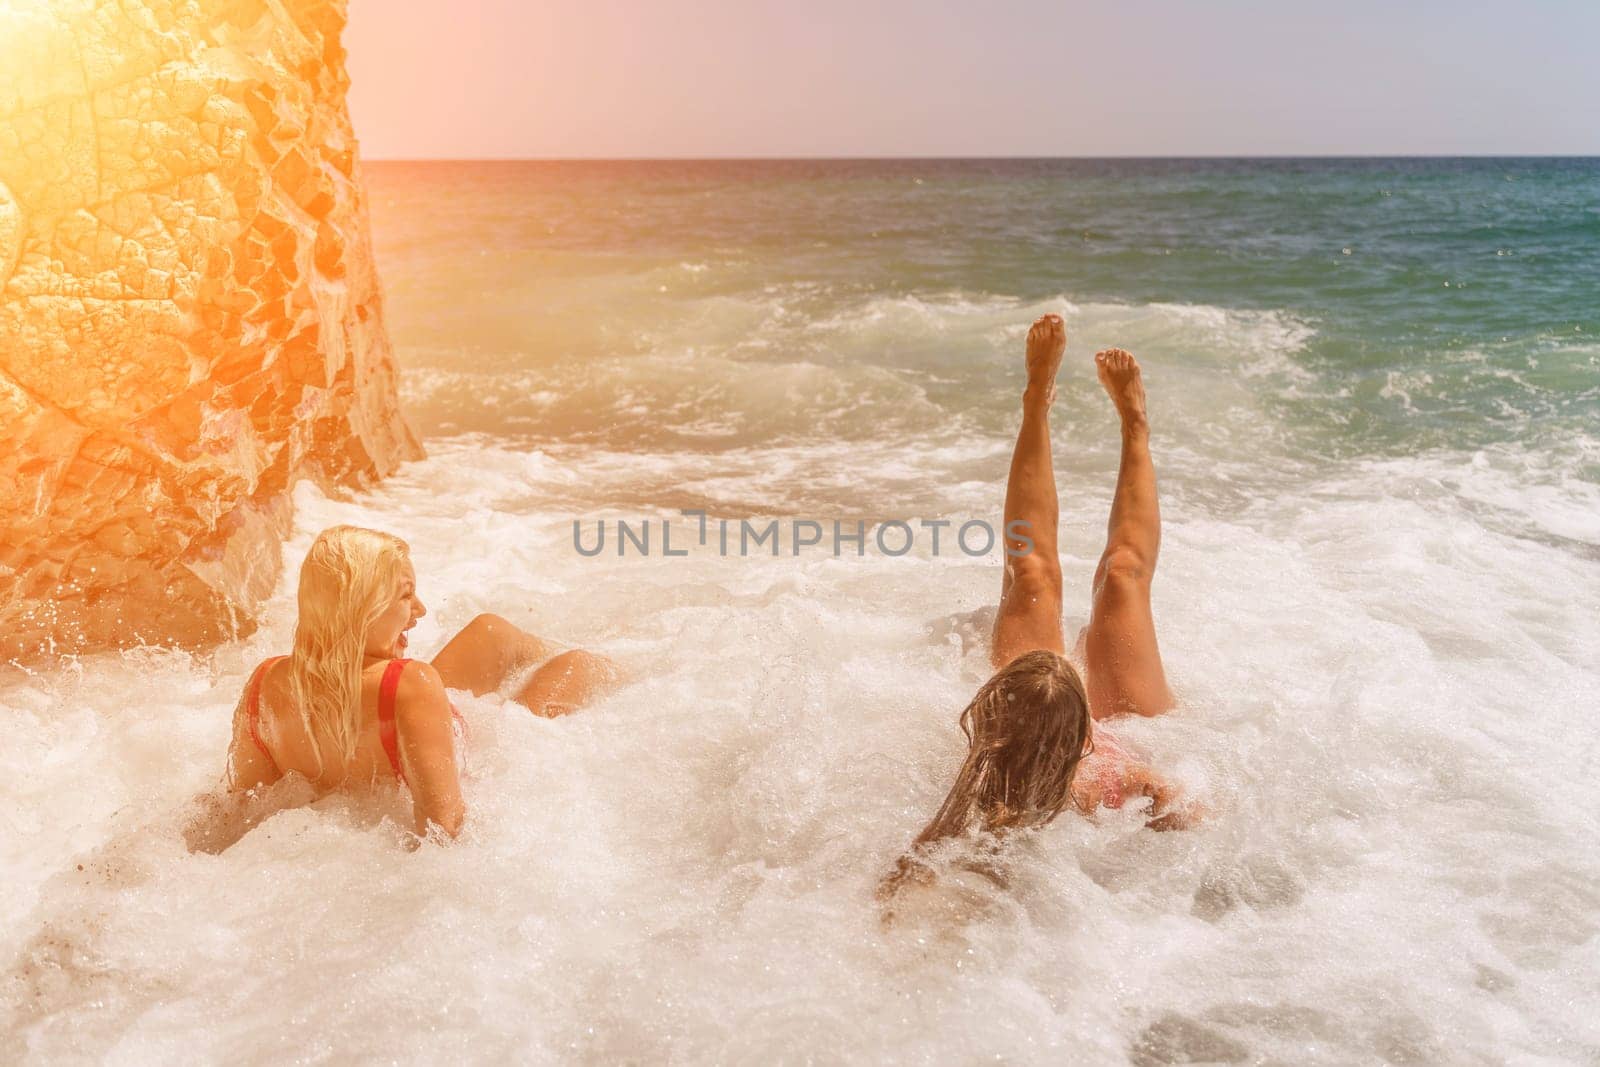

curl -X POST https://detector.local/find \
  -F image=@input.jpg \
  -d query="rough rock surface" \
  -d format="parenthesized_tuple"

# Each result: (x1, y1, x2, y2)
(0, 0, 421, 660)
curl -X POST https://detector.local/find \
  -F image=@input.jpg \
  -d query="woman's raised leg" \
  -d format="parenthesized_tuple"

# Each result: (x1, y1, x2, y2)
(431, 613, 553, 696)
(434, 612, 622, 717)
(1083, 349, 1174, 719)
(990, 314, 1068, 670)
(514, 650, 623, 718)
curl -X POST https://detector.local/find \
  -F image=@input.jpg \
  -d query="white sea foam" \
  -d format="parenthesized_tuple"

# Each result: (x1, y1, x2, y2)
(397, 291, 1317, 460)
(4, 418, 1597, 1062)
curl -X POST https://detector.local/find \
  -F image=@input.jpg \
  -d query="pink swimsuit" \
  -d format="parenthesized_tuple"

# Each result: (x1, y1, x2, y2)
(246, 656, 466, 786)
(1086, 724, 1132, 809)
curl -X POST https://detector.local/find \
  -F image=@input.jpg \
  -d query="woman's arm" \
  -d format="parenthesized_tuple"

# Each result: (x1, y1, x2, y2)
(1126, 763, 1204, 831)
(1070, 760, 1203, 830)
(393, 661, 467, 838)
(226, 674, 281, 792)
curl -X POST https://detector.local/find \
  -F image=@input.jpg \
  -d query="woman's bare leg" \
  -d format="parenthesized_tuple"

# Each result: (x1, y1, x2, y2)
(990, 314, 1067, 670)
(514, 649, 623, 718)
(431, 613, 553, 696)
(1083, 349, 1174, 719)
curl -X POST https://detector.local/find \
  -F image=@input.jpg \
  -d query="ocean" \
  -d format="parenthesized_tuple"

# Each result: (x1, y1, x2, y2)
(3, 159, 1597, 1063)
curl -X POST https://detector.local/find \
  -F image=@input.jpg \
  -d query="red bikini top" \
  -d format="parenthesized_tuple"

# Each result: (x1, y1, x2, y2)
(245, 656, 462, 787)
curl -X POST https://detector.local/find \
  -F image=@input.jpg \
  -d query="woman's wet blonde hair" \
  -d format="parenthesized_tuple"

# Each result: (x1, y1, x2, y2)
(287, 525, 411, 778)
(880, 650, 1092, 898)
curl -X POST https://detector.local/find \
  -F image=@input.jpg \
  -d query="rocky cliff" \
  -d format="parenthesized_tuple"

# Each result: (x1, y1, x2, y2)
(0, 0, 421, 660)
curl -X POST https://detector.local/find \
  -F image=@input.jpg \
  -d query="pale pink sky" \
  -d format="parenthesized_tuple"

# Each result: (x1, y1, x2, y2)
(345, 0, 1600, 159)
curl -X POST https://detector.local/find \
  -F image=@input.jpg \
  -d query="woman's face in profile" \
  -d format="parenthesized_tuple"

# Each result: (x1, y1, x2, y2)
(364, 557, 425, 660)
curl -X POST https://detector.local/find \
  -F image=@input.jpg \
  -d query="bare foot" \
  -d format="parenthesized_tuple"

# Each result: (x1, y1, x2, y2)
(1025, 314, 1066, 404)
(1095, 347, 1148, 428)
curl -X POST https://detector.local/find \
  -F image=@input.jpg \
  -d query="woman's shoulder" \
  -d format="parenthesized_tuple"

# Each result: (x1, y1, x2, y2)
(383, 659, 451, 721)
(241, 655, 290, 700)
(253, 653, 289, 673)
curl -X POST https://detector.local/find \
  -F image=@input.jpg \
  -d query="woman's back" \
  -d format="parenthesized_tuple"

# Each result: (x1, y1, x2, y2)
(223, 527, 474, 837)
(235, 657, 411, 792)
(230, 653, 466, 837)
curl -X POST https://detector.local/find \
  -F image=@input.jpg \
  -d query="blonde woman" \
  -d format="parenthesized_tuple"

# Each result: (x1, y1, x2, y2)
(225, 526, 619, 837)
(881, 315, 1193, 900)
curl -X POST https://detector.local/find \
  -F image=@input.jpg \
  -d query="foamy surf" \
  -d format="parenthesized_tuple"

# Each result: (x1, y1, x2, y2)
(395, 293, 1315, 452)
(5, 420, 1597, 1062)
(6, 157, 1599, 1064)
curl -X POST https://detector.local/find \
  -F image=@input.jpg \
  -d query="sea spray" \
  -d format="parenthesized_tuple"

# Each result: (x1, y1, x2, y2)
(4, 158, 1596, 1063)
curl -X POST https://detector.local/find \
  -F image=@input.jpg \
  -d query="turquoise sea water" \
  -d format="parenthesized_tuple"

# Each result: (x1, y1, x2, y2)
(5, 160, 1597, 1064)
(371, 158, 1598, 460)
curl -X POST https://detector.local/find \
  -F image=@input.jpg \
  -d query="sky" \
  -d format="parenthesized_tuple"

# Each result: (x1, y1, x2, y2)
(345, 0, 1600, 159)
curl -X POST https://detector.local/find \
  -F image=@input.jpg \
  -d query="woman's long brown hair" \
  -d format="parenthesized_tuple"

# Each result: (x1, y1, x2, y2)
(880, 650, 1092, 899)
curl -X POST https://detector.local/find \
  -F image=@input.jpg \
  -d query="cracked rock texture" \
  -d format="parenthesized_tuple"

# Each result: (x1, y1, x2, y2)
(0, 0, 422, 660)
